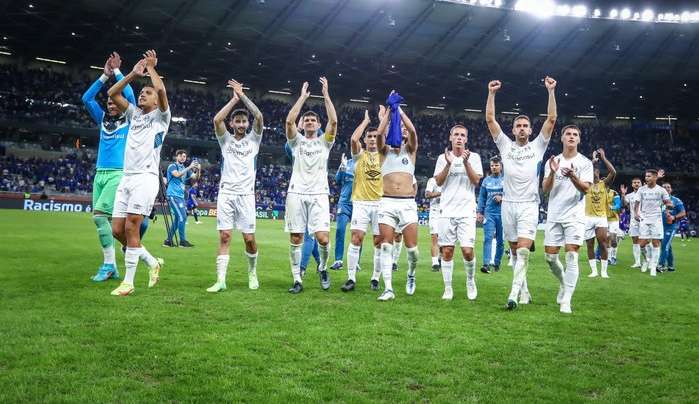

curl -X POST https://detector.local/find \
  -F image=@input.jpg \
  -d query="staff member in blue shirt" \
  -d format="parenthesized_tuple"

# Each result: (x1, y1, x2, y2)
(163, 150, 199, 247)
(659, 182, 686, 272)
(331, 153, 361, 270)
(477, 156, 504, 273)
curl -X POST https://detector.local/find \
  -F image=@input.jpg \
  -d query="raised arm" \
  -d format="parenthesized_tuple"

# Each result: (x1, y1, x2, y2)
(230, 78, 263, 135)
(213, 84, 240, 136)
(376, 105, 389, 153)
(82, 55, 112, 124)
(597, 149, 616, 185)
(319, 77, 337, 142)
(399, 107, 417, 154)
(143, 50, 168, 112)
(351, 110, 370, 156)
(540, 76, 558, 140)
(107, 58, 146, 113)
(335, 153, 347, 185)
(169, 161, 200, 178)
(109, 52, 136, 105)
(485, 80, 503, 139)
(285, 82, 310, 140)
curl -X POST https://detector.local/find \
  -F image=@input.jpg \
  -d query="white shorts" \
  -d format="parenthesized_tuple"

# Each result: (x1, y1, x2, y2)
(502, 201, 538, 242)
(112, 173, 159, 218)
(629, 218, 640, 237)
(429, 212, 440, 235)
(350, 200, 380, 235)
(608, 220, 621, 235)
(544, 221, 585, 247)
(217, 192, 256, 232)
(437, 217, 476, 248)
(584, 216, 608, 240)
(284, 193, 330, 234)
(639, 217, 663, 240)
(377, 197, 418, 232)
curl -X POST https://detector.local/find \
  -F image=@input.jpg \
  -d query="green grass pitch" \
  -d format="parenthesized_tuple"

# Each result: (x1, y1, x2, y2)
(0, 210, 697, 402)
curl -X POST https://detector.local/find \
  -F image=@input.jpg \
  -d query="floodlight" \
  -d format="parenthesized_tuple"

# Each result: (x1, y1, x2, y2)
(620, 8, 631, 20)
(556, 5, 570, 16)
(572, 5, 587, 17)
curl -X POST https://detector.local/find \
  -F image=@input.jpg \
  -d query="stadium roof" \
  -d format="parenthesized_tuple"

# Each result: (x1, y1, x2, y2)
(2, 0, 699, 118)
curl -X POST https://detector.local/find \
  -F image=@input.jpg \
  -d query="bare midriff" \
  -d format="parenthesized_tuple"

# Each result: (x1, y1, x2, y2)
(383, 172, 415, 198)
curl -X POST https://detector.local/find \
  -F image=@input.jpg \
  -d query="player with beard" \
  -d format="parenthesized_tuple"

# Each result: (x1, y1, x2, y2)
(485, 77, 558, 310)
(207, 79, 264, 292)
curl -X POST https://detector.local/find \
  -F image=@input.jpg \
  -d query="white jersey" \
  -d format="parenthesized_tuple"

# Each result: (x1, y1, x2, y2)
(217, 129, 262, 194)
(625, 191, 639, 211)
(425, 177, 442, 212)
(287, 133, 334, 195)
(544, 153, 593, 223)
(123, 104, 171, 176)
(494, 132, 549, 203)
(637, 184, 670, 220)
(433, 152, 483, 218)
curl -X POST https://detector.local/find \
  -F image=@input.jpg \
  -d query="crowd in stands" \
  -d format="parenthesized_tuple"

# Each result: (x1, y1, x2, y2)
(1, 66, 698, 174)
(0, 65, 697, 226)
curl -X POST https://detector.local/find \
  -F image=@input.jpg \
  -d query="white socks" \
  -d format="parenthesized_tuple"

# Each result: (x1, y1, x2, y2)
(588, 259, 598, 276)
(406, 247, 418, 277)
(216, 254, 230, 283)
(371, 247, 382, 281)
(650, 246, 660, 276)
(347, 244, 361, 282)
(562, 251, 579, 305)
(608, 247, 617, 260)
(545, 253, 564, 284)
(289, 243, 302, 283)
(600, 259, 609, 278)
(139, 247, 158, 269)
(442, 259, 454, 289)
(318, 242, 329, 272)
(103, 246, 115, 265)
(393, 242, 402, 266)
(632, 244, 641, 266)
(380, 243, 394, 291)
(124, 247, 140, 285)
(508, 248, 530, 301)
(464, 258, 476, 280)
(246, 251, 258, 275)
(432, 256, 439, 266)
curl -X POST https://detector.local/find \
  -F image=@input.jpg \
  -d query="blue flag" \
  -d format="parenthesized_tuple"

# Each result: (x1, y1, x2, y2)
(386, 92, 404, 148)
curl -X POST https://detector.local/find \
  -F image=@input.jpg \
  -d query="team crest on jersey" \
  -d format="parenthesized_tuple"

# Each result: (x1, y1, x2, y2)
(401, 157, 409, 165)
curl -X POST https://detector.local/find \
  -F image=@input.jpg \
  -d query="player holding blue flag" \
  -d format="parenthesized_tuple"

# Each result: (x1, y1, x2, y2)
(331, 153, 359, 270)
(659, 182, 685, 272)
(82, 52, 135, 282)
(477, 156, 504, 274)
(163, 150, 199, 247)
